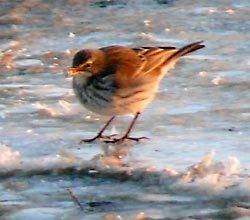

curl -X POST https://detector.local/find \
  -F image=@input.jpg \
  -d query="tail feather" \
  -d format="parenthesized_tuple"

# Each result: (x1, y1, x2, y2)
(164, 41, 205, 65)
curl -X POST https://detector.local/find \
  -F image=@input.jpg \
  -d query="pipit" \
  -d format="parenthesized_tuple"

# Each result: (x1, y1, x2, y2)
(68, 41, 205, 143)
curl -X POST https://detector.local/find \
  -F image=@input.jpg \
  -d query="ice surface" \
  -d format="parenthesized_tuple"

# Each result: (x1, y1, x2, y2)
(0, 144, 20, 172)
(0, 0, 250, 219)
(0, 144, 249, 219)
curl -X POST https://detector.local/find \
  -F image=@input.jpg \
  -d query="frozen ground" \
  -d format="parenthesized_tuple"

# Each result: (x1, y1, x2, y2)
(0, 0, 250, 219)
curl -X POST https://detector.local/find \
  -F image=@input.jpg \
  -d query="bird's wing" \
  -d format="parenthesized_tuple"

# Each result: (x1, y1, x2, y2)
(132, 41, 205, 79)
(101, 45, 145, 87)
(101, 45, 177, 85)
(132, 46, 178, 78)
(101, 42, 204, 86)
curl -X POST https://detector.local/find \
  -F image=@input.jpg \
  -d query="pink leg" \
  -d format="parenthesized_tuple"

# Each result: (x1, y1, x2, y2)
(80, 116, 116, 143)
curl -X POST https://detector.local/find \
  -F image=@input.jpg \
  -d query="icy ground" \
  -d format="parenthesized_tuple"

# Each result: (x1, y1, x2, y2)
(0, 0, 250, 219)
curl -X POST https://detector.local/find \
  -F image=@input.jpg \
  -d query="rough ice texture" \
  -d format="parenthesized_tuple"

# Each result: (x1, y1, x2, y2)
(1, 0, 250, 219)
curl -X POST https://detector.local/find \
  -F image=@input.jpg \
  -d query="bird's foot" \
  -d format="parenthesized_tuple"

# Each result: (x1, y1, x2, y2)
(104, 135, 149, 144)
(79, 134, 117, 144)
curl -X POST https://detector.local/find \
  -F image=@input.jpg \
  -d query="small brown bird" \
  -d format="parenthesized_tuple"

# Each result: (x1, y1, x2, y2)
(68, 41, 205, 143)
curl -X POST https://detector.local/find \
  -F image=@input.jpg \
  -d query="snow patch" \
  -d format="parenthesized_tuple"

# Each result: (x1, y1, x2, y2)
(0, 144, 20, 172)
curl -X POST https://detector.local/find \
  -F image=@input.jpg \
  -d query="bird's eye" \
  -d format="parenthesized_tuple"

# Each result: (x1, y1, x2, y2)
(85, 63, 91, 68)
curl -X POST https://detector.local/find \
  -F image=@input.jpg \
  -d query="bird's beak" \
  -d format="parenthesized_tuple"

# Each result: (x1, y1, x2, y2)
(67, 68, 92, 77)
(68, 67, 80, 76)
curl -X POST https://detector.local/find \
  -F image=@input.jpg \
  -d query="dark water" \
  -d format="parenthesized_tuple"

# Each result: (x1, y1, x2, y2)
(0, 0, 250, 219)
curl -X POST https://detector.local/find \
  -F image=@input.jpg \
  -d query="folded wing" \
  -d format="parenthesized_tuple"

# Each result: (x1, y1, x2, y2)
(132, 41, 205, 79)
(101, 41, 205, 86)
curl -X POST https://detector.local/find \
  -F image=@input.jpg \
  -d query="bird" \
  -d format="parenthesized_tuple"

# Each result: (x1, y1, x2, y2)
(68, 41, 205, 144)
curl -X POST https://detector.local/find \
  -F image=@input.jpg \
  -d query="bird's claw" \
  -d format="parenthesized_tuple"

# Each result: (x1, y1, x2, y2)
(79, 133, 117, 144)
(104, 136, 149, 144)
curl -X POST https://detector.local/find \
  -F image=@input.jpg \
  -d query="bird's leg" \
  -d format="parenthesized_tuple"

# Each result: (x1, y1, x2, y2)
(105, 112, 149, 144)
(80, 116, 116, 143)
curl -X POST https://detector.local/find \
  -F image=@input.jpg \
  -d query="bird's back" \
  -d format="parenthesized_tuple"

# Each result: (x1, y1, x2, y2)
(73, 41, 205, 116)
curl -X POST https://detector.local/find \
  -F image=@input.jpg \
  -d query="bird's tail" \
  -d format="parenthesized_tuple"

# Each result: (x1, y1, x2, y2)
(163, 41, 205, 65)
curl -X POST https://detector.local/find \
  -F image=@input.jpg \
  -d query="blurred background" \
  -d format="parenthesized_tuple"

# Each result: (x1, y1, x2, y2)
(0, 0, 250, 219)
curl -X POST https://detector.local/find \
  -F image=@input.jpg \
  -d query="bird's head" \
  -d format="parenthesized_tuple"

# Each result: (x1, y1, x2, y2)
(68, 49, 106, 78)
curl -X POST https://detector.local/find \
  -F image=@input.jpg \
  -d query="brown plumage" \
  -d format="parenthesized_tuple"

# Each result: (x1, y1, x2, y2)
(68, 41, 205, 143)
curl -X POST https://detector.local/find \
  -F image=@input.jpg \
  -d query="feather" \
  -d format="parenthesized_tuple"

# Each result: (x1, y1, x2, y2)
(132, 41, 205, 79)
